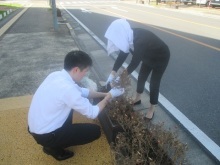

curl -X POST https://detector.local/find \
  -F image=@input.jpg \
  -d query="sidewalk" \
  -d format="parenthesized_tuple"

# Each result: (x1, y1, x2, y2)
(0, 0, 219, 164)
(0, 1, 111, 164)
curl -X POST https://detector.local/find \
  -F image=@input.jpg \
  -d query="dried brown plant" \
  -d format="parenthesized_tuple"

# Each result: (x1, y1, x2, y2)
(105, 70, 188, 165)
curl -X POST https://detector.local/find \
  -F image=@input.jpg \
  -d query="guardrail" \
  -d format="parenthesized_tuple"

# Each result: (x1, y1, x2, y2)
(0, 9, 13, 20)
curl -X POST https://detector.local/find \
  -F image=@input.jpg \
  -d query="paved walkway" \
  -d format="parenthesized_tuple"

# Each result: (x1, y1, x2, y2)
(0, 1, 111, 164)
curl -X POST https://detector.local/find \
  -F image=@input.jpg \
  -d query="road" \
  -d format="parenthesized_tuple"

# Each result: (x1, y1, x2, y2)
(58, 0, 220, 148)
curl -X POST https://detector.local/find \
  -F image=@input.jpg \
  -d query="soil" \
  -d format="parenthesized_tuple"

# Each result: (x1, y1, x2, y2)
(0, 2, 14, 10)
(0, 6, 9, 11)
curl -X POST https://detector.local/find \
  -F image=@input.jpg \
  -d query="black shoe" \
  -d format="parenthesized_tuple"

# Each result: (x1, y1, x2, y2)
(43, 147, 74, 161)
(133, 100, 141, 105)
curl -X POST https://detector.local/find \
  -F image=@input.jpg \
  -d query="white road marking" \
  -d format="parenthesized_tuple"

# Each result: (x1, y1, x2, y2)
(111, 6, 128, 12)
(80, 8, 92, 13)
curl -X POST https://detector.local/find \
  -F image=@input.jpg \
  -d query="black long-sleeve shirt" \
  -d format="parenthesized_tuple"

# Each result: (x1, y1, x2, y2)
(113, 28, 170, 74)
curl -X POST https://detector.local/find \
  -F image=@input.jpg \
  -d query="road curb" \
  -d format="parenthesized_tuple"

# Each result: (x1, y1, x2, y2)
(0, 6, 29, 37)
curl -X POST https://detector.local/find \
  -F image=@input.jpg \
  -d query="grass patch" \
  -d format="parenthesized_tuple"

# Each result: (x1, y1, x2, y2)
(0, 3, 22, 19)
(0, 3, 22, 8)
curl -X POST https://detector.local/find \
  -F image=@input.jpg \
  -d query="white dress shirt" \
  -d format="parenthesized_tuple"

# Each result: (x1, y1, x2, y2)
(28, 69, 99, 134)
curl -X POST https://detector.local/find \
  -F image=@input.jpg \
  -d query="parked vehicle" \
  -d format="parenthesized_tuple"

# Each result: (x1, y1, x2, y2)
(159, 0, 180, 3)
(210, 0, 220, 7)
(196, 0, 210, 6)
(182, 0, 196, 5)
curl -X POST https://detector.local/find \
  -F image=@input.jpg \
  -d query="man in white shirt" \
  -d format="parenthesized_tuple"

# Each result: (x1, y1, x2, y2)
(28, 50, 124, 161)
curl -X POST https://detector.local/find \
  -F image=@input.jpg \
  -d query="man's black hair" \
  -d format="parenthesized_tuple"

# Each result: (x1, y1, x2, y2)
(64, 50, 92, 71)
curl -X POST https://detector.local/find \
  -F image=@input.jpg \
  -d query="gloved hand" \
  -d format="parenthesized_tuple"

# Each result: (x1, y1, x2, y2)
(109, 87, 124, 98)
(115, 76, 120, 83)
(106, 73, 115, 86)
(110, 76, 121, 88)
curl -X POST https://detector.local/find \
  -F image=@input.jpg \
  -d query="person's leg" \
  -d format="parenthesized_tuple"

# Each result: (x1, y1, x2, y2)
(29, 110, 75, 160)
(145, 104, 157, 119)
(145, 64, 167, 119)
(46, 109, 101, 148)
(29, 110, 100, 161)
(134, 63, 152, 103)
(53, 123, 101, 148)
(42, 122, 101, 161)
(29, 129, 74, 161)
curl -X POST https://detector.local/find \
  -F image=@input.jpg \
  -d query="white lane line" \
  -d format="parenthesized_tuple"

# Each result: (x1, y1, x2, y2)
(61, 5, 106, 49)
(60, 5, 220, 162)
(80, 8, 92, 13)
(111, 6, 128, 12)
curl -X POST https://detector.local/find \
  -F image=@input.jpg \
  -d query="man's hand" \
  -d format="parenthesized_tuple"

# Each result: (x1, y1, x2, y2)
(109, 87, 124, 98)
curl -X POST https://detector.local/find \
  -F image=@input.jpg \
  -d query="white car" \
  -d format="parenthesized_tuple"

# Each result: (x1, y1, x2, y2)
(210, 0, 220, 7)
(182, 0, 196, 5)
(196, 0, 210, 6)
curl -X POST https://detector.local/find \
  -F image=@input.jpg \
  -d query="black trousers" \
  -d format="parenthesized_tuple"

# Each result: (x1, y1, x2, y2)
(137, 54, 170, 105)
(29, 110, 101, 150)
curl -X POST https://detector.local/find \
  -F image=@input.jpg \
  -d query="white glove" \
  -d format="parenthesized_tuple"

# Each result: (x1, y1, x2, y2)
(109, 87, 124, 98)
(115, 76, 120, 83)
(111, 76, 121, 87)
(106, 73, 115, 85)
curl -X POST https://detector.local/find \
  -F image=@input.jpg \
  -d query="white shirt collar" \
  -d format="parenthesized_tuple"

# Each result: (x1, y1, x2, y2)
(61, 69, 74, 83)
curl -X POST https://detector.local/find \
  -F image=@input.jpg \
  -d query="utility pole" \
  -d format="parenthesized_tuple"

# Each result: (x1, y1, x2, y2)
(51, 0, 58, 31)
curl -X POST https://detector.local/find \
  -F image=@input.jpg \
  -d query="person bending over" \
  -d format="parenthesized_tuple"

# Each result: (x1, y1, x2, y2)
(105, 19, 170, 120)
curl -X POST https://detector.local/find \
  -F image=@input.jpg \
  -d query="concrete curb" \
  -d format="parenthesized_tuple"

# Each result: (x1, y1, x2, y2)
(0, 6, 29, 37)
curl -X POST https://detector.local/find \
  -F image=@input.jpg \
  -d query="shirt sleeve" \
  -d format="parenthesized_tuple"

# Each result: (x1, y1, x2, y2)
(61, 85, 100, 119)
(81, 87, 89, 98)
(112, 51, 129, 72)
(126, 38, 142, 74)
(126, 51, 142, 74)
